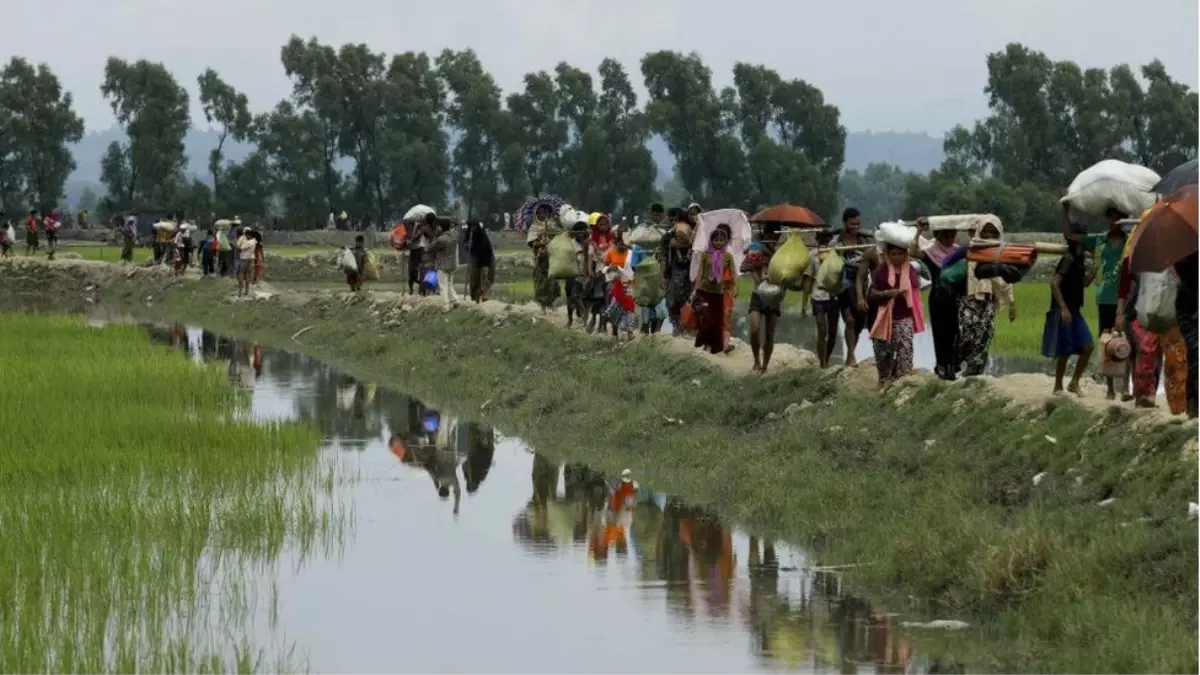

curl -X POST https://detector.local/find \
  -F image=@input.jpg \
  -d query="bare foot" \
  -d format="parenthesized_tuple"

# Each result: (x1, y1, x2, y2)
(1135, 398, 1158, 409)
(751, 363, 762, 373)
(1121, 393, 1135, 402)
(1067, 382, 1085, 397)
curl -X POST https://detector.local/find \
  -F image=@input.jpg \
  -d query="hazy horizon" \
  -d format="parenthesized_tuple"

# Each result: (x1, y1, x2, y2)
(3, 0, 1195, 136)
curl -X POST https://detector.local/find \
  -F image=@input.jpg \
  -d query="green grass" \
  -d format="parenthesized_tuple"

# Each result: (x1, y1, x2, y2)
(992, 283, 1102, 356)
(0, 315, 343, 672)
(92, 277, 1199, 674)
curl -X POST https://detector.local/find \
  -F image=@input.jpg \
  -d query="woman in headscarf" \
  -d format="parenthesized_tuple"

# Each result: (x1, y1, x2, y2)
(586, 213, 615, 333)
(869, 242, 925, 386)
(526, 203, 561, 312)
(908, 217, 962, 380)
(691, 223, 736, 355)
(661, 209, 695, 333)
(956, 220, 1016, 376)
(465, 220, 495, 302)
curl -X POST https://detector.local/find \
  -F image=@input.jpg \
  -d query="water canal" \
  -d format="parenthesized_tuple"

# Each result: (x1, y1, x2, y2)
(137, 323, 969, 674)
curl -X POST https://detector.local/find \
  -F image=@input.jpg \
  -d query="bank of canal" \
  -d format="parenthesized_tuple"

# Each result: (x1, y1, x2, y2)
(144, 324, 968, 673)
(2, 259, 1197, 673)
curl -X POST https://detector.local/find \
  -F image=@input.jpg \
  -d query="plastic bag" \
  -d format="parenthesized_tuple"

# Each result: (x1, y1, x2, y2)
(876, 221, 919, 249)
(767, 234, 810, 286)
(1062, 160, 1161, 216)
(338, 247, 357, 273)
(421, 268, 439, 292)
(389, 223, 408, 249)
(816, 250, 845, 294)
(1136, 271, 1179, 334)
(634, 258, 664, 306)
(754, 282, 784, 312)
(364, 252, 380, 281)
(547, 233, 578, 279)
(940, 259, 967, 286)
(629, 224, 664, 248)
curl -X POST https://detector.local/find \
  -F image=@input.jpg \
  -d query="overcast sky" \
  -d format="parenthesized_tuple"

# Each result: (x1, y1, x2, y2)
(5, 0, 1197, 136)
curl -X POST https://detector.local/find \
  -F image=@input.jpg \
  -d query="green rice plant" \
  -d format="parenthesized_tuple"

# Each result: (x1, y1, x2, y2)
(0, 314, 345, 673)
(991, 283, 1102, 357)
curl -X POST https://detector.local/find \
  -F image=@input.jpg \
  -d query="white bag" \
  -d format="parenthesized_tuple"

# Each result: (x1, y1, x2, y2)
(628, 224, 664, 248)
(876, 221, 923, 249)
(1135, 271, 1179, 334)
(3, 225, 13, 242)
(338, 247, 357, 272)
(1062, 160, 1161, 217)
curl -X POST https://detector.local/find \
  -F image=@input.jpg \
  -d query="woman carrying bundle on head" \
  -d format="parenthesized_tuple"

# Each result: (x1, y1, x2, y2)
(869, 241, 926, 386)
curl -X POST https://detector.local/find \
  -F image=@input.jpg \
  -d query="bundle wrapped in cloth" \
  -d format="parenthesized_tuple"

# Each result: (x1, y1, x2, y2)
(1062, 159, 1161, 216)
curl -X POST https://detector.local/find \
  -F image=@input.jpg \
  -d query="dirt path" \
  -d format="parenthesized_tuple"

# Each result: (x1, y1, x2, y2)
(6, 256, 1192, 429)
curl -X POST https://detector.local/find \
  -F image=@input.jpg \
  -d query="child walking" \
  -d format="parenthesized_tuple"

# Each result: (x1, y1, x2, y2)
(1042, 223, 1095, 395)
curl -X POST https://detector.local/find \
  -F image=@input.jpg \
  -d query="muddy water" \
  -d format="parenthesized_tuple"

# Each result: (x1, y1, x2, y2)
(144, 324, 968, 674)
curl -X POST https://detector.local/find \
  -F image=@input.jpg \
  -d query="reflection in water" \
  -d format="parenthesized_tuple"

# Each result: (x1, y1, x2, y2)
(144, 323, 968, 673)
(513, 457, 967, 674)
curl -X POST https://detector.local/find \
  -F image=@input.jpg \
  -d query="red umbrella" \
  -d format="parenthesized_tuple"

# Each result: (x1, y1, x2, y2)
(1127, 185, 1198, 275)
(749, 204, 825, 227)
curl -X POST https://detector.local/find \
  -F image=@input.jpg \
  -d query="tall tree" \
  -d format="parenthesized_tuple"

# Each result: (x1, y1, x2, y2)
(256, 100, 335, 228)
(0, 58, 84, 212)
(99, 58, 190, 209)
(642, 51, 747, 207)
(280, 36, 343, 214)
(594, 58, 656, 218)
(506, 70, 567, 197)
(838, 163, 913, 225)
(912, 43, 1197, 232)
(382, 52, 449, 213)
(436, 48, 505, 219)
(196, 68, 254, 205)
(729, 63, 845, 215)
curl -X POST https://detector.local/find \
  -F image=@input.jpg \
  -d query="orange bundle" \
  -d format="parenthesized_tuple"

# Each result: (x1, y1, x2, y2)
(679, 303, 698, 331)
(966, 243, 1037, 267)
(389, 223, 408, 249)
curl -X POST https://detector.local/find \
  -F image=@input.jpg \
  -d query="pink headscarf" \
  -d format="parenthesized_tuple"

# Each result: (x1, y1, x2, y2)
(708, 224, 731, 283)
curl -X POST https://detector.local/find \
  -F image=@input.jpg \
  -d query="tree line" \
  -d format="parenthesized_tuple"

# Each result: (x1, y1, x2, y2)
(0, 40, 1194, 232)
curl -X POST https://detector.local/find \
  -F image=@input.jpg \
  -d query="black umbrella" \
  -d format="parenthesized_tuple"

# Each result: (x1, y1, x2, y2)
(1154, 159, 1198, 196)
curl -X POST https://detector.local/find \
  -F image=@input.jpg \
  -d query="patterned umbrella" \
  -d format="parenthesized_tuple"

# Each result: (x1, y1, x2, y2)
(510, 195, 567, 233)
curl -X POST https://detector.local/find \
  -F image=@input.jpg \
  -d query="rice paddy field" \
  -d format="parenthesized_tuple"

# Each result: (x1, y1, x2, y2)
(0, 315, 346, 673)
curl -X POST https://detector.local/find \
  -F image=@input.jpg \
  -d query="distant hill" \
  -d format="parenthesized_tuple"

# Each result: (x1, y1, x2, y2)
(65, 127, 945, 207)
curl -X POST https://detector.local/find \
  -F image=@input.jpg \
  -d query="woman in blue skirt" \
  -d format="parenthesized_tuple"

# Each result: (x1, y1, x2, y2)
(1043, 223, 1095, 395)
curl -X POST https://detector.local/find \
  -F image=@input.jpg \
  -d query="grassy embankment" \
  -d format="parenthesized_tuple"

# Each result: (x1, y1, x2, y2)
(73, 268, 1199, 674)
(0, 314, 344, 673)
